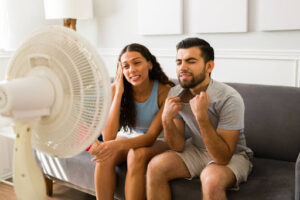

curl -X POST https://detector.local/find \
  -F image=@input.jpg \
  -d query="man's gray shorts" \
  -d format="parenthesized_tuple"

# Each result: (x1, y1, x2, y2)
(175, 139, 253, 190)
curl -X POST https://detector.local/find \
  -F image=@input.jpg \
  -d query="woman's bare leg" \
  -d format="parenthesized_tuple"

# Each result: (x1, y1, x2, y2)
(94, 137, 128, 200)
(125, 141, 169, 200)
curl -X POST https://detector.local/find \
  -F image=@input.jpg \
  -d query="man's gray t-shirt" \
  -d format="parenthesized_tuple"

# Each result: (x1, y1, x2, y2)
(168, 79, 253, 158)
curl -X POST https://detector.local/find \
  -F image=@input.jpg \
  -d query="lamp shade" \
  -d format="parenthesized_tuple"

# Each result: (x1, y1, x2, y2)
(44, 0, 93, 19)
(0, 0, 48, 50)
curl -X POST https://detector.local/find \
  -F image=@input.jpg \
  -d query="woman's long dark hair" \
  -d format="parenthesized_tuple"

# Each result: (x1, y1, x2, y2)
(118, 43, 174, 131)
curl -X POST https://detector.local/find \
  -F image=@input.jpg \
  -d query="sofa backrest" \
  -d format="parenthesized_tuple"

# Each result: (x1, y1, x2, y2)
(227, 83, 300, 162)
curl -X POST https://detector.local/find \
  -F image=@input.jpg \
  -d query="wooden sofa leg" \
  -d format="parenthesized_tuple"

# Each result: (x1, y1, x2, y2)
(44, 176, 53, 196)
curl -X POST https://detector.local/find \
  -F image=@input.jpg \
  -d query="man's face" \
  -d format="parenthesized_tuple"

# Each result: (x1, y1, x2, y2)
(176, 47, 208, 89)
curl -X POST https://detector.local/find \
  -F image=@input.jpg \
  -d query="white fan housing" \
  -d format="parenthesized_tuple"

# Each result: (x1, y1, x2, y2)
(0, 26, 111, 200)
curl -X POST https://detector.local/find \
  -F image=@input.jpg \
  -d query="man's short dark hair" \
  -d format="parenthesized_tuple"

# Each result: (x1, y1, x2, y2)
(176, 37, 214, 63)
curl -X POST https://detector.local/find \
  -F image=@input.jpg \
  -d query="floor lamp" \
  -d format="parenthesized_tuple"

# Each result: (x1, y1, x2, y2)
(44, 0, 93, 31)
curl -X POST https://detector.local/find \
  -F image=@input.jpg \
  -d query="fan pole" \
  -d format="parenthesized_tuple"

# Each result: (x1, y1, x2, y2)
(13, 122, 46, 200)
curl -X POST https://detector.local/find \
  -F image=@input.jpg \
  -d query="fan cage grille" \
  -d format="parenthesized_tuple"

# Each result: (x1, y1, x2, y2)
(6, 26, 111, 157)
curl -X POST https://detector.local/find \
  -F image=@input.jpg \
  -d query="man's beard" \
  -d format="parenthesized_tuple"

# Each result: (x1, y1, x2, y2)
(178, 67, 206, 89)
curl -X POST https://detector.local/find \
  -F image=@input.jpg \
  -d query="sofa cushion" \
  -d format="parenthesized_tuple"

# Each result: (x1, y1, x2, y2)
(37, 151, 295, 200)
(35, 151, 96, 195)
(227, 157, 295, 200)
(114, 157, 295, 200)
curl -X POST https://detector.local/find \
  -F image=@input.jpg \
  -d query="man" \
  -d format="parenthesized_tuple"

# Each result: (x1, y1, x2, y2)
(146, 38, 253, 200)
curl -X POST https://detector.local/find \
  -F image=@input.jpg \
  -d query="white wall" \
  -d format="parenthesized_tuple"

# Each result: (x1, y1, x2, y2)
(94, 0, 300, 50)
(1, 0, 300, 87)
(0, 127, 14, 180)
(92, 0, 300, 87)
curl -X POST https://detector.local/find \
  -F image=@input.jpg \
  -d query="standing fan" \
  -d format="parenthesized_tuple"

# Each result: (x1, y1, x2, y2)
(0, 26, 111, 200)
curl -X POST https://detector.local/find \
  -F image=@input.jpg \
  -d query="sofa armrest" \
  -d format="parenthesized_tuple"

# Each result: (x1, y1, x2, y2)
(296, 152, 300, 200)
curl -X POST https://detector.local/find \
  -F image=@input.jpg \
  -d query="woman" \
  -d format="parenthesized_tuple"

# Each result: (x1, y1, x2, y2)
(89, 43, 174, 200)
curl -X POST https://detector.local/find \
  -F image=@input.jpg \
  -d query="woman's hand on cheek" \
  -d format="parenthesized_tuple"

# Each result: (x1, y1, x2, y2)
(114, 62, 124, 95)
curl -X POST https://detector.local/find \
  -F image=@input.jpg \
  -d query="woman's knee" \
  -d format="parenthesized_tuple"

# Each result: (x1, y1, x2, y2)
(127, 148, 148, 171)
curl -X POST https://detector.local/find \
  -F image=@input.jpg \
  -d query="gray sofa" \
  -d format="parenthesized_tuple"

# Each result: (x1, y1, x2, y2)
(36, 82, 300, 200)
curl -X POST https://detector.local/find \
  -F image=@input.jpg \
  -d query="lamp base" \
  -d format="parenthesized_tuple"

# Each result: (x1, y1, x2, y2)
(63, 18, 77, 31)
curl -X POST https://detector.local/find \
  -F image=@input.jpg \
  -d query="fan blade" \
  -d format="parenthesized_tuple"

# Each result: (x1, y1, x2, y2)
(13, 122, 46, 200)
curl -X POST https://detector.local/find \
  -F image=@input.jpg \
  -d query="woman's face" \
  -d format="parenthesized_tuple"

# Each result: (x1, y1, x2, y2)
(120, 51, 152, 86)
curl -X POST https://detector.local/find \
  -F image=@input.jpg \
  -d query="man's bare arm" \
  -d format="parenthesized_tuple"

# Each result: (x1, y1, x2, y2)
(190, 91, 239, 165)
(163, 118, 185, 152)
(197, 114, 239, 165)
(162, 97, 186, 152)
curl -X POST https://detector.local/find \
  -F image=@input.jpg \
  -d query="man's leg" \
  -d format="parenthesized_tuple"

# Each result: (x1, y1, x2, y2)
(125, 141, 169, 200)
(147, 151, 191, 200)
(200, 164, 235, 200)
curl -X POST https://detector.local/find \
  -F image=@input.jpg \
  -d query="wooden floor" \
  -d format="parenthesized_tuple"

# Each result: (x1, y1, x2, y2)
(0, 179, 96, 200)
